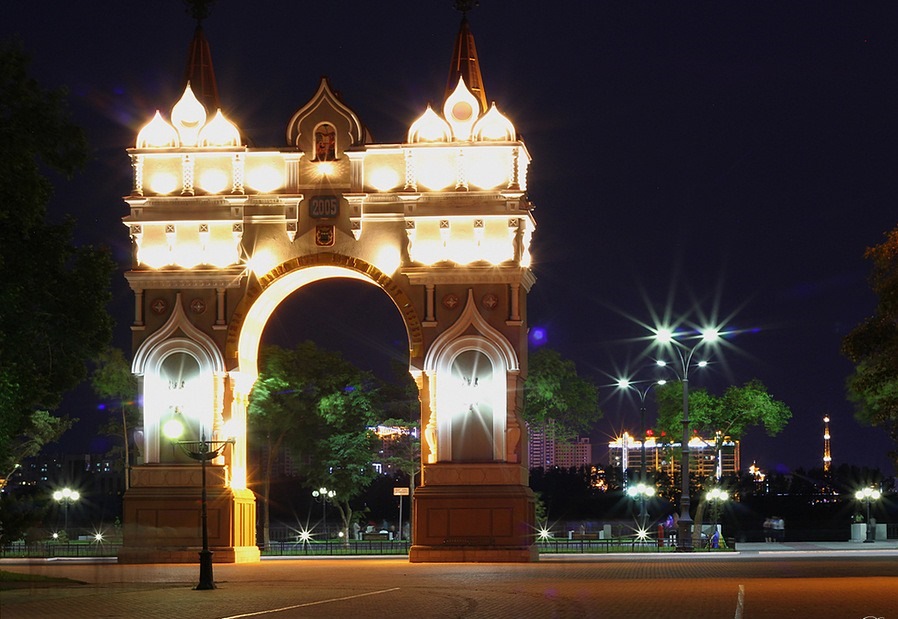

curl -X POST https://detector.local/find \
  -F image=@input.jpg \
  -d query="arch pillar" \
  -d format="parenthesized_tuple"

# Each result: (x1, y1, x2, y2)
(409, 290, 536, 562)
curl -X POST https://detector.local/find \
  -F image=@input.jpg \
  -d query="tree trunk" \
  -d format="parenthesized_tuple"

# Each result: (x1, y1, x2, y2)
(334, 500, 352, 546)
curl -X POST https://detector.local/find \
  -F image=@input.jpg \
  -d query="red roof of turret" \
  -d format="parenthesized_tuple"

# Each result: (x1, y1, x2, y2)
(445, 16, 488, 114)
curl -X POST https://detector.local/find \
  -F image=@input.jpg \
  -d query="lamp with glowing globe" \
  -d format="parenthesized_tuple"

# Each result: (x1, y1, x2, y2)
(855, 487, 882, 543)
(163, 418, 235, 590)
(52, 487, 80, 536)
(312, 487, 337, 545)
(705, 487, 729, 547)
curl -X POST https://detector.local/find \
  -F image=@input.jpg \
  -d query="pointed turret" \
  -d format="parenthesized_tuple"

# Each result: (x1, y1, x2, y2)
(445, 13, 488, 115)
(182, 23, 220, 114)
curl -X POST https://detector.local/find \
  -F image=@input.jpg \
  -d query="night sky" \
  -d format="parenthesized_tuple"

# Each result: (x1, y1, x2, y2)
(5, 2, 898, 476)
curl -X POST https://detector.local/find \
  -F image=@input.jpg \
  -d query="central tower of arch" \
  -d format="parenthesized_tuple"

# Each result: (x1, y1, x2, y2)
(120, 10, 538, 563)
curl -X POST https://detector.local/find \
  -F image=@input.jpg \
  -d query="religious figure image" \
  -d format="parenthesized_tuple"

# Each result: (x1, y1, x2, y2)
(314, 123, 336, 161)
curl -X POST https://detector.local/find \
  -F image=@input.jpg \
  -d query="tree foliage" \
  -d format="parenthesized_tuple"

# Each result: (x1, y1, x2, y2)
(842, 226, 898, 468)
(654, 379, 791, 462)
(91, 347, 140, 485)
(248, 342, 382, 544)
(0, 43, 114, 470)
(523, 348, 600, 440)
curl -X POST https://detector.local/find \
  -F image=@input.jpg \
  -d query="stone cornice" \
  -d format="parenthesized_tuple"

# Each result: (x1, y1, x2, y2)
(125, 267, 246, 290)
(402, 265, 536, 290)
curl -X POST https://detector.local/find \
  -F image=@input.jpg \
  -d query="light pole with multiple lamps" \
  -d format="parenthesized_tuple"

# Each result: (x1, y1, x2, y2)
(855, 486, 882, 543)
(52, 487, 80, 536)
(705, 487, 729, 547)
(615, 378, 666, 485)
(312, 487, 336, 544)
(653, 325, 721, 552)
(626, 482, 656, 532)
(616, 377, 665, 530)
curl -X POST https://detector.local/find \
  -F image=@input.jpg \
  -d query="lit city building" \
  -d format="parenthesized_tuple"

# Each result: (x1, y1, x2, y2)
(608, 432, 741, 478)
(528, 421, 592, 470)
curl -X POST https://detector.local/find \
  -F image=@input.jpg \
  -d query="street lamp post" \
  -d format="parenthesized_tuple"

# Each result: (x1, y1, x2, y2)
(52, 487, 80, 536)
(855, 487, 882, 543)
(625, 482, 656, 531)
(173, 432, 235, 590)
(312, 487, 336, 545)
(654, 325, 720, 552)
(705, 487, 729, 548)
(615, 378, 666, 487)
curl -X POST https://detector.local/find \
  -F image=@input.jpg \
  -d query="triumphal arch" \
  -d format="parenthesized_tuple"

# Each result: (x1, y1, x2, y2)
(119, 15, 537, 563)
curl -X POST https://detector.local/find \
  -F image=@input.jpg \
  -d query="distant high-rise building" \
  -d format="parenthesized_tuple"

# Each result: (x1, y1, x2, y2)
(527, 421, 592, 470)
(823, 415, 832, 472)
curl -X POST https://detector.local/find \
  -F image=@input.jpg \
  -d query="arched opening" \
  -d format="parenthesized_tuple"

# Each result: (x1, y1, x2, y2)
(227, 257, 420, 544)
(228, 256, 424, 384)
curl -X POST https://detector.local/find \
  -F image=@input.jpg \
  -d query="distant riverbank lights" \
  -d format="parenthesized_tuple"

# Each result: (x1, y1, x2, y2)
(127, 76, 530, 271)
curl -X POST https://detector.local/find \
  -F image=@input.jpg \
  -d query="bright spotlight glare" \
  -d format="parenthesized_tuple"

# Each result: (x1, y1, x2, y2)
(537, 526, 552, 541)
(635, 527, 650, 541)
(697, 360, 708, 368)
(701, 327, 720, 343)
(617, 378, 631, 389)
(655, 327, 673, 344)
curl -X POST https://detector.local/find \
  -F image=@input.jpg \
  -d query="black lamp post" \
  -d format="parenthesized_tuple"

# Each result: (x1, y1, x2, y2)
(312, 487, 336, 545)
(654, 325, 721, 552)
(855, 487, 882, 543)
(705, 487, 729, 547)
(52, 487, 80, 536)
(175, 432, 235, 590)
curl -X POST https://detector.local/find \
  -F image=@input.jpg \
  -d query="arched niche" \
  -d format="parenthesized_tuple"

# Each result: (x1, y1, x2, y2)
(430, 335, 509, 463)
(132, 294, 226, 464)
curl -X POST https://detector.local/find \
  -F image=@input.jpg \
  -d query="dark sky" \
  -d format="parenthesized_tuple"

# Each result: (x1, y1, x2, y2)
(5, 2, 898, 476)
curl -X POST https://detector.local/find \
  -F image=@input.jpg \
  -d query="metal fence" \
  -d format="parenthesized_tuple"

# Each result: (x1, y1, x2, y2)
(0, 541, 121, 558)
(1, 538, 714, 559)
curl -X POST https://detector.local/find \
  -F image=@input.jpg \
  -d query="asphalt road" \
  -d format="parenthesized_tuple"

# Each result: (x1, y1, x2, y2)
(2, 552, 897, 618)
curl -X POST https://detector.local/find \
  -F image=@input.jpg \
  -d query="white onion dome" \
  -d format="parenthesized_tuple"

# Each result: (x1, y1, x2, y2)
(136, 110, 180, 148)
(408, 104, 453, 143)
(171, 83, 207, 147)
(442, 76, 481, 141)
(472, 102, 516, 141)
(198, 109, 242, 147)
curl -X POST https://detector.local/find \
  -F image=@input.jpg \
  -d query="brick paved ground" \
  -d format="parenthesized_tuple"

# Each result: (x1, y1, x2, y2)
(2, 543, 897, 618)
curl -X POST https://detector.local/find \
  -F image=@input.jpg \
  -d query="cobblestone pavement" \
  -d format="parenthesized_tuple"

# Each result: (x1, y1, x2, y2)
(2, 545, 897, 619)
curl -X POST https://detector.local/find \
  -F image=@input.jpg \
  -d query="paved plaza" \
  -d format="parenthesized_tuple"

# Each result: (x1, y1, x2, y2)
(2, 542, 897, 618)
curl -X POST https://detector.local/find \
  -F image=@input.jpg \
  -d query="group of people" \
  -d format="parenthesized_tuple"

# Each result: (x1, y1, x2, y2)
(763, 516, 785, 542)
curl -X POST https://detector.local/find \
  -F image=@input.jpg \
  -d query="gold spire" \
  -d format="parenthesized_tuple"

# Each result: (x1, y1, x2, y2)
(445, 14, 488, 115)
